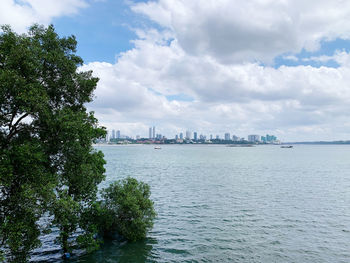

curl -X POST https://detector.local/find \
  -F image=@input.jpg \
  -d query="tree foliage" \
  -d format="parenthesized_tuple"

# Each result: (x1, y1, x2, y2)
(88, 178, 156, 242)
(0, 24, 156, 262)
(0, 24, 106, 261)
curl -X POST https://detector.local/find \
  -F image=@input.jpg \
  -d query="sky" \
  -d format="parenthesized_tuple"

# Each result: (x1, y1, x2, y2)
(2, 0, 350, 141)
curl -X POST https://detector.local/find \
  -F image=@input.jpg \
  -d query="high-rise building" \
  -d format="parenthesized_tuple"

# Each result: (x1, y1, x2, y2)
(179, 132, 183, 139)
(111, 130, 116, 140)
(116, 130, 121, 139)
(175, 135, 178, 140)
(210, 134, 213, 140)
(105, 130, 109, 141)
(248, 135, 260, 142)
(224, 133, 231, 141)
(216, 135, 220, 140)
(193, 132, 197, 141)
(232, 135, 239, 141)
(185, 130, 191, 140)
(152, 126, 155, 139)
(149, 127, 152, 139)
(266, 134, 277, 142)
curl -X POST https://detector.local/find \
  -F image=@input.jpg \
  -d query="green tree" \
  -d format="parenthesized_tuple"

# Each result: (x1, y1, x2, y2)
(0, 24, 156, 262)
(97, 177, 156, 242)
(0, 24, 106, 261)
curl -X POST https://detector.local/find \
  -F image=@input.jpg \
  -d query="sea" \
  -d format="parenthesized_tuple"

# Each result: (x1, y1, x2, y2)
(31, 144, 350, 262)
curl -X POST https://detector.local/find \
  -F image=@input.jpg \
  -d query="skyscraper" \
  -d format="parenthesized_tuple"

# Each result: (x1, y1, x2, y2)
(152, 126, 155, 139)
(105, 130, 109, 141)
(179, 132, 183, 139)
(193, 132, 197, 141)
(266, 134, 277, 142)
(149, 127, 152, 139)
(112, 129, 115, 140)
(185, 130, 191, 140)
(225, 133, 231, 141)
(248, 135, 260, 142)
(116, 130, 121, 139)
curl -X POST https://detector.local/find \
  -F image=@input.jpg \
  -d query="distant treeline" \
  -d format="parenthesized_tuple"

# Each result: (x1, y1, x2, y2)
(286, 141, 350, 145)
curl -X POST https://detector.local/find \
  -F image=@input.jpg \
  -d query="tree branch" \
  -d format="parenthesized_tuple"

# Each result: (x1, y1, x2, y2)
(7, 113, 29, 140)
(8, 108, 18, 130)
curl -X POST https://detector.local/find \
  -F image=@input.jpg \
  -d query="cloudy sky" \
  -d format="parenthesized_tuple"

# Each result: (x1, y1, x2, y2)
(2, 0, 350, 141)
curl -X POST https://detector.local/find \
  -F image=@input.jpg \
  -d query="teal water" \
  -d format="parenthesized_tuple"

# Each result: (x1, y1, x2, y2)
(33, 145, 350, 262)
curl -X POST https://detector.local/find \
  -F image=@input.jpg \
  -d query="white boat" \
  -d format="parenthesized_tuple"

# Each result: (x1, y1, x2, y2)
(154, 146, 161, 149)
(280, 145, 293, 148)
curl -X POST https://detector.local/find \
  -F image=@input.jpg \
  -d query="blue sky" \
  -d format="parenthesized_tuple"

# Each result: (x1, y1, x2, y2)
(275, 39, 350, 68)
(2, 0, 350, 141)
(52, 1, 143, 63)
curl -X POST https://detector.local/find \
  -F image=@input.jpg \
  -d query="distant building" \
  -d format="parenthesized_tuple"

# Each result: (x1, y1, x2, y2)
(116, 130, 121, 139)
(210, 134, 213, 140)
(224, 133, 231, 141)
(193, 132, 198, 141)
(216, 135, 220, 140)
(260, 134, 277, 143)
(179, 132, 183, 139)
(105, 130, 109, 141)
(248, 135, 260, 142)
(232, 135, 239, 141)
(185, 130, 191, 140)
(149, 127, 152, 139)
(266, 134, 277, 142)
(136, 135, 140, 140)
(175, 134, 178, 140)
(112, 129, 116, 140)
(153, 126, 155, 139)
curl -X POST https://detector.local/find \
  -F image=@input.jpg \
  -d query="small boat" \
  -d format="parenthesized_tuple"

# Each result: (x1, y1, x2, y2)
(281, 145, 293, 148)
(154, 146, 161, 149)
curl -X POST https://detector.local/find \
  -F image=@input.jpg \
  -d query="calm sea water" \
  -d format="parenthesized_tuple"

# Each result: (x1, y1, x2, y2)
(32, 145, 350, 262)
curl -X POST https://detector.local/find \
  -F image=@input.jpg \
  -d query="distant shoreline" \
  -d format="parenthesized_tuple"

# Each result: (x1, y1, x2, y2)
(284, 141, 350, 145)
(94, 141, 350, 146)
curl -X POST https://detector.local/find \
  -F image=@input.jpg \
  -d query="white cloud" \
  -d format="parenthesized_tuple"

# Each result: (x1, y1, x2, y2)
(4, 0, 350, 140)
(82, 28, 350, 140)
(283, 55, 299, 62)
(302, 50, 350, 66)
(131, 0, 350, 64)
(0, 0, 88, 33)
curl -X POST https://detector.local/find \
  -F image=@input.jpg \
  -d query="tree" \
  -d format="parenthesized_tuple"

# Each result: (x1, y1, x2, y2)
(0, 24, 156, 262)
(0, 24, 106, 261)
(86, 178, 156, 242)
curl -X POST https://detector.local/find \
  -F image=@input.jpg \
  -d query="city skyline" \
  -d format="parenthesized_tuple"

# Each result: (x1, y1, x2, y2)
(107, 126, 278, 142)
